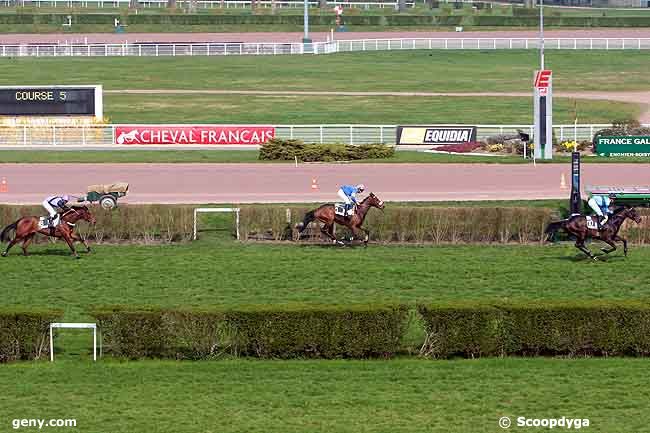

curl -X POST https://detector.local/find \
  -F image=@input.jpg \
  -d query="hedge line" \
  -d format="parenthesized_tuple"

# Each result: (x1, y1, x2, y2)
(89, 302, 650, 360)
(2, 13, 650, 27)
(0, 309, 63, 362)
(259, 139, 394, 162)
(241, 206, 557, 243)
(90, 305, 409, 359)
(419, 301, 650, 358)
(0, 205, 193, 243)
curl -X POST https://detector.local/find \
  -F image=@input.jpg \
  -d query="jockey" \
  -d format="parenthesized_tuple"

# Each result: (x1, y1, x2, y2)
(587, 193, 615, 228)
(337, 184, 365, 215)
(42, 194, 70, 228)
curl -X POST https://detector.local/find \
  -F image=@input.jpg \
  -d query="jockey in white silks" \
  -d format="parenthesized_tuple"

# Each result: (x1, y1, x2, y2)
(42, 194, 70, 228)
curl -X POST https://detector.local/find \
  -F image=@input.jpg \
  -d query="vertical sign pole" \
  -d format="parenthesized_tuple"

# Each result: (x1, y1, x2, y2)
(570, 152, 581, 215)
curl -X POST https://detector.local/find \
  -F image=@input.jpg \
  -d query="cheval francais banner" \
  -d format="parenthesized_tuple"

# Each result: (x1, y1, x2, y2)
(114, 125, 275, 145)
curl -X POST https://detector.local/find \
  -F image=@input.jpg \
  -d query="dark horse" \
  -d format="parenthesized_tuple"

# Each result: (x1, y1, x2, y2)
(1, 205, 96, 259)
(545, 206, 642, 260)
(296, 193, 385, 246)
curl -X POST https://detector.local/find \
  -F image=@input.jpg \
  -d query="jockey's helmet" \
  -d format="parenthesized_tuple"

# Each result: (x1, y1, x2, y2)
(357, 184, 365, 192)
(608, 193, 616, 199)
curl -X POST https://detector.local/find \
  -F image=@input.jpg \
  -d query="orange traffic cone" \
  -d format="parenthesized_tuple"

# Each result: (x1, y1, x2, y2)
(0, 177, 7, 193)
(311, 177, 318, 191)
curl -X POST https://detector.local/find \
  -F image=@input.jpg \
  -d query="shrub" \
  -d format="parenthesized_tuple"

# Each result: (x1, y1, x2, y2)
(593, 120, 650, 152)
(0, 309, 63, 363)
(241, 205, 556, 244)
(433, 141, 483, 153)
(0, 205, 193, 244)
(418, 301, 650, 358)
(486, 143, 504, 152)
(90, 305, 409, 359)
(259, 139, 394, 162)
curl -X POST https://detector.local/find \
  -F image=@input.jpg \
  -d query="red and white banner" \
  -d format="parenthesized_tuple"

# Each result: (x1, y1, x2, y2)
(114, 125, 275, 145)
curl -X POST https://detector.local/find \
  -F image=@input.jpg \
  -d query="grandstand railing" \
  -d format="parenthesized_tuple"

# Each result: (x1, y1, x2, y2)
(3, 38, 649, 58)
(1, 0, 414, 7)
(0, 124, 614, 147)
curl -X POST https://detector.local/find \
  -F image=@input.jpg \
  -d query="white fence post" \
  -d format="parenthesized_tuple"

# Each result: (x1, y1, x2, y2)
(52, 125, 56, 146)
(319, 125, 323, 144)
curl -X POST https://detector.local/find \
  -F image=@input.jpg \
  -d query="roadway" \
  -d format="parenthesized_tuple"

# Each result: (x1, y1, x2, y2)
(0, 162, 648, 204)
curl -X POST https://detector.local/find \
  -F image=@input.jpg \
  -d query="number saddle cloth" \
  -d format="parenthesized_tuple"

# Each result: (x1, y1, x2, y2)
(334, 204, 355, 217)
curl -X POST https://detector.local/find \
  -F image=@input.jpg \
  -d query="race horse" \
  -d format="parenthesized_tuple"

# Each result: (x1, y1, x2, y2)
(545, 206, 642, 260)
(296, 192, 385, 246)
(1, 205, 96, 259)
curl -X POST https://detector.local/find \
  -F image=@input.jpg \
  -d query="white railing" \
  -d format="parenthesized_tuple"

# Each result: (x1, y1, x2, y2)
(3, 38, 649, 58)
(0, 124, 617, 147)
(1, 0, 414, 7)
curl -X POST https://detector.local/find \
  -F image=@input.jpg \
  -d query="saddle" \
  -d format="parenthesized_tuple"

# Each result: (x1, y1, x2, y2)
(586, 216, 606, 230)
(335, 204, 355, 217)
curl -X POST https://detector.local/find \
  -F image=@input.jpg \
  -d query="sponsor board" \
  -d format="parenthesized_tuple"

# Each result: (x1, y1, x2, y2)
(396, 126, 477, 145)
(114, 125, 275, 145)
(596, 136, 650, 157)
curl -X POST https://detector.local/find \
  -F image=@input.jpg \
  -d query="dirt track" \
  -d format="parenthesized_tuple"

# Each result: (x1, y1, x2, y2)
(1, 162, 648, 204)
(3, 29, 650, 44)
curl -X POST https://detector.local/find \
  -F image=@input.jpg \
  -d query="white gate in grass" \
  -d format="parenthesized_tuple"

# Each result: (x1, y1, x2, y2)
(193, 207, 240, 240)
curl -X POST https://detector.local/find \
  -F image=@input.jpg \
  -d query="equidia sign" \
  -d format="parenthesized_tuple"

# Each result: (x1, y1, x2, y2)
(596, 136, 650, 157)
(396, 126, 477, 145)
(114, 125, 275, 145)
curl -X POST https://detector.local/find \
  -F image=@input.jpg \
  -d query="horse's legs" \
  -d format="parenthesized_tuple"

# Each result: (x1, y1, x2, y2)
(21, 234, 35, 256)
(613, 235, 628, 257)
(1, 236, 22, 257)
(320, 223, 337, 243)
(575, 239, 596, 260)
(61, 232, 79, 259)
(71, 232, 91, 253)
(600, 239, 617, 255)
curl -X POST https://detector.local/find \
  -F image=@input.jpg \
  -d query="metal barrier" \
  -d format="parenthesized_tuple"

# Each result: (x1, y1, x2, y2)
(1, 0, 414, 7)
(4, 38, 649, 58)
(0, 124, 619, 147)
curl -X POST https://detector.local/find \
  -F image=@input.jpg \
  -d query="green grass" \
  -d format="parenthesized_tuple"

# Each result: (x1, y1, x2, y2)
(102, 94, 639, 124)
(3, 241, 650, 322)
(3, 51, 649, 93)
(1, 357, 649, 433)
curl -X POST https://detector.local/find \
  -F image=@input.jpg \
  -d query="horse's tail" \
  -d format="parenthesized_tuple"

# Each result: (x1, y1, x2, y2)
(296, 210, 316, 233)
(545, 220, 567, 235)
(0, 220, 19, 242)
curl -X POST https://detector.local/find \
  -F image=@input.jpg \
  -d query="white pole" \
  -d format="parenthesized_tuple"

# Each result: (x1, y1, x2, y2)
(539, 0, 544, 71)
(93, 327, 97, 361)
(49, 325, 54, 362)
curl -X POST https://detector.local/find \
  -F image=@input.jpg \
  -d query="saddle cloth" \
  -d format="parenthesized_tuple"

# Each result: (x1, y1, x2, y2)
(38, 216, 53, 230)
(335, 204, 354, 217)
(586, 216, 599, 230)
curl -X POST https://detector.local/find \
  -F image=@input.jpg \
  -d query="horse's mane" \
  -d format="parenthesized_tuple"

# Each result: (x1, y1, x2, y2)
(612, 206, 629, 215)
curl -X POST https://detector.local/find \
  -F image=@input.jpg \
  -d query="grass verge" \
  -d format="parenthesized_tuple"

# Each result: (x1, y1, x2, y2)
(1, 358, 648, 433)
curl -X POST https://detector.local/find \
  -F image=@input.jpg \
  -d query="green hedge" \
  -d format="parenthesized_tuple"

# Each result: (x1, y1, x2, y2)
(0, 309, 63, 362)
(90, 305, 409, 359)
(3, 13, 649, 27)
(0, 204, 193, 244)
(419, 301, 650, 358)
(241, 205, 556, 243)
(259, 139, 394, 162)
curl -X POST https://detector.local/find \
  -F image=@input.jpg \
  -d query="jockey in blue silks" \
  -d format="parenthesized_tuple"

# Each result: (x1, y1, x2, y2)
(337, 184, 365, 215)
(587, 193, 616, 228)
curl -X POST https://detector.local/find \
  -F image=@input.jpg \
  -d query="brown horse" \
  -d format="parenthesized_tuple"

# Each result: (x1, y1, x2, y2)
(296, 193, 385, 246)
(1, 205, 96, 259)
(545, 206, 641, 260)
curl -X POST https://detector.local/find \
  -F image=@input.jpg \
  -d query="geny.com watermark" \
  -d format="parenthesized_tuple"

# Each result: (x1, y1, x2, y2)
(12, 419, 77, 430)
(499, 416, 590, 429)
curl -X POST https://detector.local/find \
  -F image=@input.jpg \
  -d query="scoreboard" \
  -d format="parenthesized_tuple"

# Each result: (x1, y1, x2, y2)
(0, 85, 103, 119)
